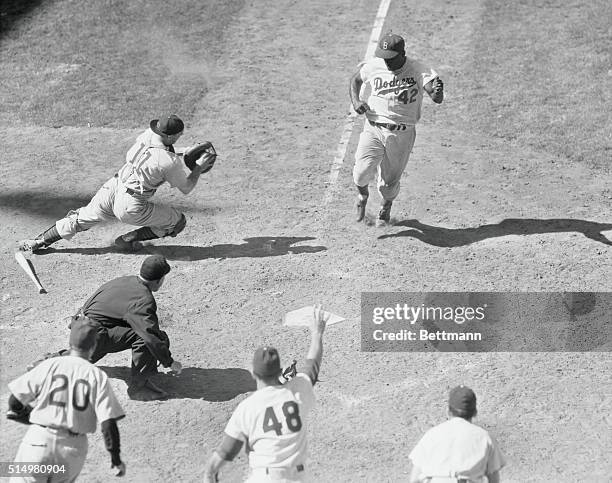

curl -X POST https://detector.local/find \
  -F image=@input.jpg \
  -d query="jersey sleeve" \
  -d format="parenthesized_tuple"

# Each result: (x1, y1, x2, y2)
(408, 431, 431, 468)
(95, 371, 125, 423)
(125, 297, 173, 367)
(163, 155, 191, 191)
(358, 60, 371, 82)
(289, 374, 316, 416)
(485, 435, 506, 474)
(224, 402, 247, 442)
(8, 361, 49, 406)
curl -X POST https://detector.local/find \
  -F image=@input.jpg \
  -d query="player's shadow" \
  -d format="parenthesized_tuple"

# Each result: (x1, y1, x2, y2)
(98, 366, 256, 401)
(1, 1, 45, 40)
(0, 192, 92, 219)
(379, 218, 612, 246)
(41, 236, 327, 260)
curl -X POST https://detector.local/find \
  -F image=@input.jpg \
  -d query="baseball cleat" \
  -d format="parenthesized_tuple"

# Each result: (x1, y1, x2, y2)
(17, 239, 45, 253)
(356, 196, 368, 222)
(281, 360, 298, 382)
(376, 201, 393, 227)
(114, 235, 143, 252)
(127, 379, 169, 401)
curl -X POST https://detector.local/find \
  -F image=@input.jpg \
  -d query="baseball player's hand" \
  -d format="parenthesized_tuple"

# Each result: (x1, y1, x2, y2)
(353, 101, 370, 115)
(311, 304, 330, 335)
(111, 462, 126, 477)
(169, 360, 183, 375)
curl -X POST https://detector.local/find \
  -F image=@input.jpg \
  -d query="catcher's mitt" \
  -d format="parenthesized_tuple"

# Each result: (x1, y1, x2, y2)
(6, 406, 32, 425)
(183, 142, 217, 174)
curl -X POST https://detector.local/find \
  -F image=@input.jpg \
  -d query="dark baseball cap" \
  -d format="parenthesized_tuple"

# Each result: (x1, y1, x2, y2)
(140, 255, 171, 281)
(252, 347, 282, 378)
(150, 114, 184, 136)
(69, 315, 98, 352)
(448, 385, 477, 413)
(375, 33, 405, 59)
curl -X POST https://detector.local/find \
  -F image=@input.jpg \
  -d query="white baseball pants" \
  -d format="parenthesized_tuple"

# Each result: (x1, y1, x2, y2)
(10, 424, 88, 483)
(55, 175, 183, 239)
(353, 122, 417, 202)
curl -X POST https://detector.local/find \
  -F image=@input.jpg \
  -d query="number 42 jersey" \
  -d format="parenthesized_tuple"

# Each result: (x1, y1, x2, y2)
(224, 373, 316, 469)
(8, 355, 125, 434)
(360, 57, 438, 125)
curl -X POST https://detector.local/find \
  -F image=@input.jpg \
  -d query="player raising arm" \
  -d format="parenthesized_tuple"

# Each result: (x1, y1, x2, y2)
(6, 316, 126, 481)
(203, 305, 330, 483)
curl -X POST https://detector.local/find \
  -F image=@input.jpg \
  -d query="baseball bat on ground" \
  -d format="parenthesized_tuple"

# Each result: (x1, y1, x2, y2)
(14, 252, 47, 294)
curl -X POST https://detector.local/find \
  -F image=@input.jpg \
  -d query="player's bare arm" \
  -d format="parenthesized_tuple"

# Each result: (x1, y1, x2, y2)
(349, 70, 370, 114)
(204, 434, 243, 482)
(424, 77, 444, 104)
(302, 304, 330, 384)
(486, 470, 501, 483)
(179, 152, 216, 194)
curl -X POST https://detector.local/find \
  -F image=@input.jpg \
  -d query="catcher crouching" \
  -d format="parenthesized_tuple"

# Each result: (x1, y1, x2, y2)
(18, 114, 218, 253)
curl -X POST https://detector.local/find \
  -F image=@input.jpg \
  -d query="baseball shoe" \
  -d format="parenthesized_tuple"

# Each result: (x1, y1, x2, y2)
(127, 379, 169, 401)
(376, 201, 393, 227)
(17, 239, 45, 253)
(114, 235, 143, 252)
(356, 196, 368, 222)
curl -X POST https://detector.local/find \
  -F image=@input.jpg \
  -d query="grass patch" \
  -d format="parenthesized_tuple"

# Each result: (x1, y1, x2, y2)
(458, 0, 611, 167)
(0, 0, 244, 127)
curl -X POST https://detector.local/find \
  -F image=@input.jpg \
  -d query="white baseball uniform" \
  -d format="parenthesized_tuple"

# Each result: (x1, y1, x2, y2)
(55, 128, 191, 240)
(353, 57, 438, 201)
(224, 373, 316, 482)
(409, 417, 506, 482)
(8, 355, 124, 483)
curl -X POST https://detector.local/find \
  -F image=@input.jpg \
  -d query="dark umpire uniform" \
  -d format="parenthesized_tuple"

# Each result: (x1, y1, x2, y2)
(81, 255, 179, 398)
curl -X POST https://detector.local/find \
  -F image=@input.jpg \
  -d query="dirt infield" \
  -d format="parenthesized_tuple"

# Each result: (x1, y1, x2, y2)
(1, 0, 611, 482)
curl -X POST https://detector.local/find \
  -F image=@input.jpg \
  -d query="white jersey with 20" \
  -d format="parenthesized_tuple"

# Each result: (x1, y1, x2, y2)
(8, 355, 125, 434)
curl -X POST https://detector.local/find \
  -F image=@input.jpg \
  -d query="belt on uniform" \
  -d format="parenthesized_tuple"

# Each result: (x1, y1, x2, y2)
(369, 120, 410, 131)
(252, 464, 305, 477)
(37, 424, 83, 437)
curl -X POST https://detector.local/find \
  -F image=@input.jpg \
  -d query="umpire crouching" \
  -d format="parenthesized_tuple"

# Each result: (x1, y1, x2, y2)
(81, 255, 182, 400)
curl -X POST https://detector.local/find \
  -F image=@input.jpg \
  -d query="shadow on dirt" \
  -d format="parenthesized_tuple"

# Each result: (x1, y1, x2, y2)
(0, 192, 92, 219)
(0, 0, 44, 40)
(41, 237, 327, 260)
(379, 218, 612, 246)
(99, 366, 256, 401)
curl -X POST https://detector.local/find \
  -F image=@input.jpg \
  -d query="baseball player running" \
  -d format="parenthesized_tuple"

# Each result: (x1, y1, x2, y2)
(18, 114, 217, 253)
(6, 316, 126, 482)
(350, 32, 444, 226)
(408, 385, 506, 483)
(203, 305, 330, 483)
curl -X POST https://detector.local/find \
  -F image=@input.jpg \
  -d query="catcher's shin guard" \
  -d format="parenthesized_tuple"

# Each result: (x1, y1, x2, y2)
(18, 225, 62, 252)
(115, 227, 159, 251)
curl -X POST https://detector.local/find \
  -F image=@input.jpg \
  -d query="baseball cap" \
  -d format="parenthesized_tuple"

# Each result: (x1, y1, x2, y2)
(150, 114, 184, 136)
(69, 315, 98, 352)
(375, 32, 405, 59)
(252, 346, 282, 378)
(140, 255, 171, 281)
(448, 385, 477, 413)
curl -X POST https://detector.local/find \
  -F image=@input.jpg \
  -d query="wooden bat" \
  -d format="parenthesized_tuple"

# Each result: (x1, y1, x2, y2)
(14, 252, 47, 294)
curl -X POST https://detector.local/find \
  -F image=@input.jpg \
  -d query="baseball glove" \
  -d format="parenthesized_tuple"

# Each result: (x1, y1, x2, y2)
(6, 406, 32, 425)
(183, 142, 217, 174)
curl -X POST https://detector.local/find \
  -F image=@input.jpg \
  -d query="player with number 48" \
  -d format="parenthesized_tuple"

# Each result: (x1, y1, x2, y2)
(203, 305, 330, 483)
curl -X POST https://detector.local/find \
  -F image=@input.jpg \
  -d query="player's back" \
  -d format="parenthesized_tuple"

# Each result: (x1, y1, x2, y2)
(21, 356, 112, 434)
(236, 374, 315, 469)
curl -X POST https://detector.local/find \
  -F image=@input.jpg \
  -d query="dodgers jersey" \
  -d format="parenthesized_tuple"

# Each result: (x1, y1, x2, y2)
(409, 417, 506, 481)
(8, 356, 125, 434)
(224, 373, 316, 468)
(119, 128, 191, 197)
(360, 57, 438, 125)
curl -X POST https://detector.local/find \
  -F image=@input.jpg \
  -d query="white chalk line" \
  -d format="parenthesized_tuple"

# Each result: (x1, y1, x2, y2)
(321, 0, 392, 208)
